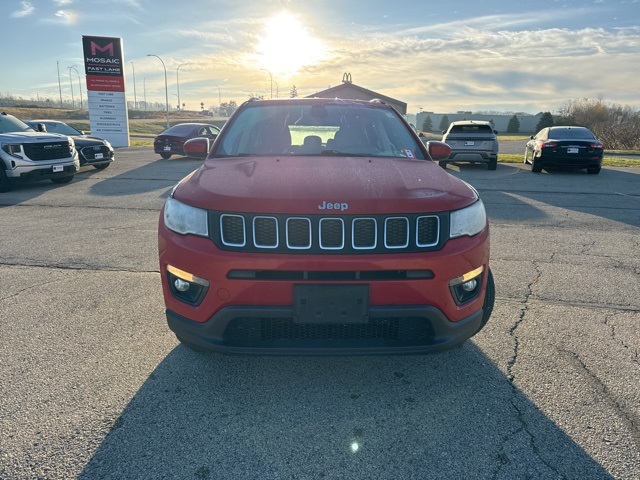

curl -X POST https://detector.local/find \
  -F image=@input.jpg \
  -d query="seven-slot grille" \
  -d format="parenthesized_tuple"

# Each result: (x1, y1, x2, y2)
(23, 141, 73, 161)
(211, 212, 444, 254)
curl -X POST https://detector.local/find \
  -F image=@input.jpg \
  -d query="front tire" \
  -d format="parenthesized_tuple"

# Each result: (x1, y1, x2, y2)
(477, 269, 495, 334)
(93, 163, 110, 170)
(51, 175, 74, 184)
(0, 166, 11, 193)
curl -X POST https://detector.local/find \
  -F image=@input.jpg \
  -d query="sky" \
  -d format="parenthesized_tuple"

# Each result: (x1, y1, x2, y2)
(2, 0, 640, 115)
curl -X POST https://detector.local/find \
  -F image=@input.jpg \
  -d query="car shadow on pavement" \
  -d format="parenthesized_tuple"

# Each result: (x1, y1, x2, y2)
(79, 344, 613, 479)
(86, 155, 202, 198)
(447, 163, 640, 228)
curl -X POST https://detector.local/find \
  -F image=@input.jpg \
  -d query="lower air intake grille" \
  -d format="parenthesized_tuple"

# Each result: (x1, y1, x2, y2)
(224, 317, 435, 347)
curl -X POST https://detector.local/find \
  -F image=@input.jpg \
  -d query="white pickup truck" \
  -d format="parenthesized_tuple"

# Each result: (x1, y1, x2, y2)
(0, 112, 79, 192)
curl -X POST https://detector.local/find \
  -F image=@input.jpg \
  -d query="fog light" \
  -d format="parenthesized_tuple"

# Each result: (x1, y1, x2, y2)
(449, 266, 484, 305)
(167, 265, 210, 306)
(174, 278, 191, 292)
(462, 279, 478, 292)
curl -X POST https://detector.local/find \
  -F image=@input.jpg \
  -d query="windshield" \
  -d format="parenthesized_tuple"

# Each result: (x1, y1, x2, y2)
(162, 124, 197, 135)
(0, 114, 34, 134)
(549, 128, 595, 140)
(449, 124, 493, 134)
(214, 101, 425, 159)
(35, 121, 81, 136)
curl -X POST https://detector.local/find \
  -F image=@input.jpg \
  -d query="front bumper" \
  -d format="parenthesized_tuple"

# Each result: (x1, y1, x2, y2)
(159, 218, 491, 354)
(166, 305, 485, 355)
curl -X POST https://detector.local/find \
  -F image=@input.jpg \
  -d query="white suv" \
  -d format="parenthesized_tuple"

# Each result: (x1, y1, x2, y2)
(441, 120, 499, 170)
(0, 113, 79, 192)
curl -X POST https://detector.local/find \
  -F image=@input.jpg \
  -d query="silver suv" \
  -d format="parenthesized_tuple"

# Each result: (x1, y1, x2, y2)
(0, 113, 79, 192)
(441, 120, 499, 170)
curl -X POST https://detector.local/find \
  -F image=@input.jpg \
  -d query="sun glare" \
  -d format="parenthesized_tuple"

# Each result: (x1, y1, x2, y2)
(256, 12, 326, 76)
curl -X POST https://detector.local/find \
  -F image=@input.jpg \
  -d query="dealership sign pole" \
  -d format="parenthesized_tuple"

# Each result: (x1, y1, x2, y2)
(82, 35, 130, 147)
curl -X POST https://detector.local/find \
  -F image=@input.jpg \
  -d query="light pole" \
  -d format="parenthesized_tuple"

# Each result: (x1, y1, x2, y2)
(147, 54, 169, 128)
(176, 63, 189, 111)
(260, 68, 273, 99)
(130, 61, 137, 110)
(70, 65, 83, 109)
(273, 80, 279, 99)
(56, 61, 63, 108)
(67, 66, 75, 109)
(215, 85, 221, 105)
(143, 77, 147, 111)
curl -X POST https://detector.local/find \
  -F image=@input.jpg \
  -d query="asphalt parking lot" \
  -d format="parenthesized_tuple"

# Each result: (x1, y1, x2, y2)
(1, 149, 639, 479)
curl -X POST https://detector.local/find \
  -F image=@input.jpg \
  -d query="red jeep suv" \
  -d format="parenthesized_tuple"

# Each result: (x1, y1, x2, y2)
(158, 98, 494, 354)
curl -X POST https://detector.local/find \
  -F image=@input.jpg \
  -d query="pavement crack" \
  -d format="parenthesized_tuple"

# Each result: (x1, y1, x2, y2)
(604, 313, 639, 366)
(0, 261, 159, 276)
(492, 262, 567, 478)
(506, 261, 542, 381)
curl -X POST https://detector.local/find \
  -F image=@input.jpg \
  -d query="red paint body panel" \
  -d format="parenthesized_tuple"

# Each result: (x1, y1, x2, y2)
(175, 155, 476, 215)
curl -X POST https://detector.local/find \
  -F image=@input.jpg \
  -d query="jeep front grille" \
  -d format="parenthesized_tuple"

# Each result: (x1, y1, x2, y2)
(211, 212, 445, 254)
(23, 142, 73, 161)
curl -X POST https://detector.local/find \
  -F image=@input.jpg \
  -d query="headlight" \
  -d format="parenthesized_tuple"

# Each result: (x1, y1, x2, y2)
(163, 196, 209, 237)
(450, 200, 487, 238)
(1, 143, 23, 159)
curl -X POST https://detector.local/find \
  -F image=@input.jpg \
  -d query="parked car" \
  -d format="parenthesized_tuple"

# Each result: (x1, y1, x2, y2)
(26, 120, 114, 170)
(158, 98, 495, 355)
(153, 123, 220, 159)
(0, 113, 79, 192)
(441, 120, 499, 170)
(524, 126, 603, 174)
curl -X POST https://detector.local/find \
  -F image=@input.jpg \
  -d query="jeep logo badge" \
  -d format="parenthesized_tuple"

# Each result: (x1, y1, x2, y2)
(318, 201, 349, 211)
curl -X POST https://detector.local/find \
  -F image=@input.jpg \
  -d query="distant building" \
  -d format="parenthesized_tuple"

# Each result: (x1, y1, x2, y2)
(307, 73, 407, 115)
(417, 111, 544, 134)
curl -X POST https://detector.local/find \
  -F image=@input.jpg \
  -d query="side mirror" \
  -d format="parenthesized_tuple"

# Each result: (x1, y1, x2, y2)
(183, 137, 210, 159)
(37, 123, 47, 132)
(426, 141, 451, 161)
(493, 130, 498, 135)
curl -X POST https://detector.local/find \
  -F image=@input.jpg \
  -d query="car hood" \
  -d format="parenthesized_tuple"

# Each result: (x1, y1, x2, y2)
(0, 131, 69, 143)
(174, 156, 478, 215)
(73, 136, 110, 148)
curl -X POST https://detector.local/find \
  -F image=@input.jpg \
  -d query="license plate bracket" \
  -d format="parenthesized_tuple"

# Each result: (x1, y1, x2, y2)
(294, 284, 369, 324)
(52, 165, 64, 173)
(567, 147, 579, 154)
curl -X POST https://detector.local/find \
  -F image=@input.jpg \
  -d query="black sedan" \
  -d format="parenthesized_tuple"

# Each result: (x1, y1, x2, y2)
(26, 120, 114, 170)
(153, 123, 220, 159)
(524, 126, 603, 174)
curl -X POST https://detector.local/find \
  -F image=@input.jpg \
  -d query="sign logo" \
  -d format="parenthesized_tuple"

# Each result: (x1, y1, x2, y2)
(91, 41, 114, 57)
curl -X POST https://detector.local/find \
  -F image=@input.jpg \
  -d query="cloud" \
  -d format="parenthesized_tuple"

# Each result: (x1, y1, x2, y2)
(308, 24, 640, 112)
(53, 0, 73, 5)
(10, 1, 35, 18)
